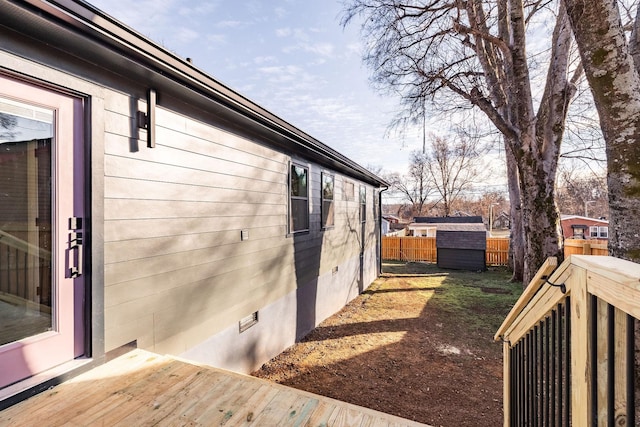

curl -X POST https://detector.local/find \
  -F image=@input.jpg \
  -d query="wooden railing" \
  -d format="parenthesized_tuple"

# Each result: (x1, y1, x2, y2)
(382, 236, 510, 266)
(0, 231, 51, 307)
(495, 255, 639, 426)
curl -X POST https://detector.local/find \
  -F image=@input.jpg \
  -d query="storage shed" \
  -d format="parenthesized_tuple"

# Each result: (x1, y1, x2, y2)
(414, 217, 487, 271)
(0, 0, 387, 406)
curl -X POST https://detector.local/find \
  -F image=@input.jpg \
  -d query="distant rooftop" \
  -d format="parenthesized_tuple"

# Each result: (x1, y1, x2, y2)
(413, 216, 483, 224)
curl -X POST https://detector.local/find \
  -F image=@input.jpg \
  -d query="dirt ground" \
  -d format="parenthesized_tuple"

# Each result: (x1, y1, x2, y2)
(252, 262, 522, 426)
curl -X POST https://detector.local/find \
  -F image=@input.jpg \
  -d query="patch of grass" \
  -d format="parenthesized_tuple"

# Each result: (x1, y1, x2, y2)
(382, 261, 522, 334)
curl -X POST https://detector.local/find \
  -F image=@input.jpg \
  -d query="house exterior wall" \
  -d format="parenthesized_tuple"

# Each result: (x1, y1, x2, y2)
(0, 1, 382, 378)
(102, 103, 380, 369)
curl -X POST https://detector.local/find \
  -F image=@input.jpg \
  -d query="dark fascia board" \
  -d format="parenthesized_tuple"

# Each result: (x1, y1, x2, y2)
(9, 0, 388, 188)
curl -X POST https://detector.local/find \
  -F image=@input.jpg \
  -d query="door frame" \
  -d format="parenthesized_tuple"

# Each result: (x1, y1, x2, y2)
(0, 71, 92, 395)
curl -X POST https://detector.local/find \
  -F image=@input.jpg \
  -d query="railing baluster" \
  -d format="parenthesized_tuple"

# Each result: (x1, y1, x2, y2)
(626, 314, 635, 426)
(607, 303, 615, 426)
(551, 309, 557, 427)
(558, 302, 564, 427)
(534, 329, 539, 426)
(518, 340, 527, 426)
(544, 315, 550, 427)
(590, 295, 598, 427)
(528, 333, 533, 426)
(537, 323, 542, 427)
(510, 344, 522, 426)
(564, 296, 571, 427)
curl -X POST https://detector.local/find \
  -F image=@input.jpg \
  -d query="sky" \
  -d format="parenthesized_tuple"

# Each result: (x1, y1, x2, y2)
(87, 0, 427, 176)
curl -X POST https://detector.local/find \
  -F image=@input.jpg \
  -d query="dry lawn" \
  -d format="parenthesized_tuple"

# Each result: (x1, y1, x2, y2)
(252, 261, 522, 426)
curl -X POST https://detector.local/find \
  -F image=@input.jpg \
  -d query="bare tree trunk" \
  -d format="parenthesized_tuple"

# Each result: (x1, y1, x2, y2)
(507, 0, 568, 284)
(564, 0, 640, 261)
(516, 151, 564, 282)
(505, 138, 524, 282)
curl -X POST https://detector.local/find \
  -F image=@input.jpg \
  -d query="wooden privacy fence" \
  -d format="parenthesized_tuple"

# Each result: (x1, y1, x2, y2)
(486, 237, 510, 266)
(383, 237, 610, 267)
(564, 239, 608, 256)
(382, 236, 510, 266)
(495, 256, 639, 426)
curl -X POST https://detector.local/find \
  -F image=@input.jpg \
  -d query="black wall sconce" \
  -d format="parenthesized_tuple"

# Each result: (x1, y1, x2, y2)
(136, 88, 156, 148)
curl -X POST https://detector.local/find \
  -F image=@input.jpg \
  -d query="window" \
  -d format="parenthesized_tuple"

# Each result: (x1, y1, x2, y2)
(289, 163, 309, 233)
(571, 225, 587, 239)
(360, 185, 366, 223)
(589, 225, 609, 238)
(599, 226, 608, 238)
(321, 172, 334, 228)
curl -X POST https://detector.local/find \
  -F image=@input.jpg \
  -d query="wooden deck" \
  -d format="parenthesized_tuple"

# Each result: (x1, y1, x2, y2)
(0, 349, 429, 426)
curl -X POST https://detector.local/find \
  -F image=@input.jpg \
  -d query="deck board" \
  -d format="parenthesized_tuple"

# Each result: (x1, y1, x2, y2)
(0, 349, 429, 427)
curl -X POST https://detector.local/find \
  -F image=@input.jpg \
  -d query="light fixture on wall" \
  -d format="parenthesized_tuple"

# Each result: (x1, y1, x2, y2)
(146, 89, 156, 148)
(136, 88, 156, 148)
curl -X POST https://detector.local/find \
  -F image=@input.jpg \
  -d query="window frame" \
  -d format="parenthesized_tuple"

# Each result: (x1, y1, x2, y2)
(288, 162, 310, 234)
(359, 185, 366, 223)
(598, 226, 609, 238)
(589, 225, 609, 238)
(321, 172, 335, 230)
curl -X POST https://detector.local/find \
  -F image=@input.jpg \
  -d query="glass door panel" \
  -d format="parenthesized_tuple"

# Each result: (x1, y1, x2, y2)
(0, 74, 84, 390)
(0, 98, 54, 346)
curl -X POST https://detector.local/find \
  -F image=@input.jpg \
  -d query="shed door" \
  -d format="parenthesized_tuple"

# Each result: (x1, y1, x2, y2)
(0, 75, 85, 389)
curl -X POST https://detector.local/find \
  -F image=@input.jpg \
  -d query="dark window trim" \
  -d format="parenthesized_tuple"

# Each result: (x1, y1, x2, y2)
(288, 161, 310, 235)
(321, 172, 335, 230)
(360, 185, 366, 223)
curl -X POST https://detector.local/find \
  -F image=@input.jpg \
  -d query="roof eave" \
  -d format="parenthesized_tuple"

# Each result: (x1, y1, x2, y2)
(14, 0, 387, 187)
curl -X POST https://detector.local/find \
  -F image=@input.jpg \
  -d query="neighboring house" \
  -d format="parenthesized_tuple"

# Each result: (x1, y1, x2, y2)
(408, 223, 438, 237)
(492, 211, 511, 230)
(408, 215, 484, 237)
(561, 215, 609, 240)
(0, 0, 387, 405)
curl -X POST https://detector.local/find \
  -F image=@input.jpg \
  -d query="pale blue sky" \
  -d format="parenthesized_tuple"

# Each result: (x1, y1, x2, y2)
(88, 0, 425, 174)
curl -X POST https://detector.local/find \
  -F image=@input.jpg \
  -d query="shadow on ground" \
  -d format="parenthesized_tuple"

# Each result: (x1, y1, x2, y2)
(252, 261, 522, 427)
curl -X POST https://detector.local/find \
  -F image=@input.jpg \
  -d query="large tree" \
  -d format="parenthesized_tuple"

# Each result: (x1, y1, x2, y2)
(563, 0, 640, 261)
(343, 0, 583, 283)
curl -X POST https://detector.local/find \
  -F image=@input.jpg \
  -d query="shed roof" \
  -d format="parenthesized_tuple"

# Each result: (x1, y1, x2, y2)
(436, 229, 487, 250)
(0, 0, 387, 188)
(413, 216, 483, 224)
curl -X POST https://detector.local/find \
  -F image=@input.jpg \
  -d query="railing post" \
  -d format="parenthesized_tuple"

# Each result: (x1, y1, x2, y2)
(503, 340, 511, 427)
(570, 266, 592, 426)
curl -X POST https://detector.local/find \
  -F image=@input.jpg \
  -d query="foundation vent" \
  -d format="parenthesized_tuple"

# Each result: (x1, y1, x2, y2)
(239, 311, 259, 333)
